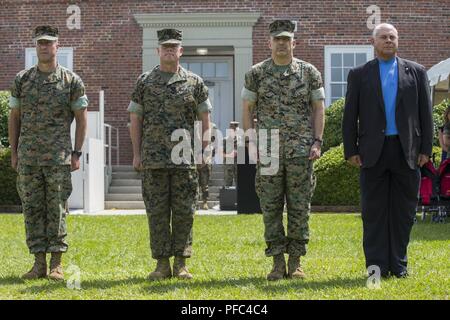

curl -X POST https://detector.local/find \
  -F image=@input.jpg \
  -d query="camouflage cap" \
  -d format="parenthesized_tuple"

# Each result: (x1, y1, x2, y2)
(269, 20, 295, 38)
(157, 28, 182, 45)
(33, 25, 59, 41)
(229, 121, 239, 126)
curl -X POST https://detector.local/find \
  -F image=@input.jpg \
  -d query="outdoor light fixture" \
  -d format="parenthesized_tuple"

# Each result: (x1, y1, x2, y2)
(196, 48, 208, 55)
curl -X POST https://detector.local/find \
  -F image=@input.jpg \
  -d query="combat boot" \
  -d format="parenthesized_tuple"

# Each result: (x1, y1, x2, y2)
(48, 252, 64, 281)
(22, 253, 47, 280)
(287, 255, 306, 279)
(267, 254, 287, 281)
(148, 258, 172, 281)
(202, 200, 209, 210)
(173, 257, 193, 280)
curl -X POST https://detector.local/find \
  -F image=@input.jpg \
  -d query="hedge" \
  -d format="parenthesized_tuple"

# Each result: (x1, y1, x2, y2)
(322, 98, 345, 153)
(0, 91, 9, 148)
(312, 143, 360, 206)
(0, 148, 20, 205)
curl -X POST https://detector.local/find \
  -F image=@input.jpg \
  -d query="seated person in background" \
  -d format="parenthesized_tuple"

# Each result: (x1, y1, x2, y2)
(442, 122, 450, 154)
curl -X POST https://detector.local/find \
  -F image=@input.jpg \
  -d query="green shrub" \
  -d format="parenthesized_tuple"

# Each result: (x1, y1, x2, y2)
(0, 91, 10, 148)
(0, 147, 20, 205)
(322, 97, 449, 152)
(323, 98, 345, 153)
(431, 145, 442, 167)
(312, 143, 360, 206)
(432, 98, 450, 147)
(311, 98, 449, 206)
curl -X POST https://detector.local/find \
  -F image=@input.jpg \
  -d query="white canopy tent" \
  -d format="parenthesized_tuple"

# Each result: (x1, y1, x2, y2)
(427, 57, 450, 105)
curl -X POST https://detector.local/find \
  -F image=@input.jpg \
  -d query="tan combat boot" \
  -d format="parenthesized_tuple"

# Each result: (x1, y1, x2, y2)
(48, 252, 64, 281)
(173, 257, 193, 280)
(287, 255, 306, 279)
(267, 254, 287, 281)
(202, 200, 209, 210)
(22, 253, 47, 280)
(148, 258, 172, 281)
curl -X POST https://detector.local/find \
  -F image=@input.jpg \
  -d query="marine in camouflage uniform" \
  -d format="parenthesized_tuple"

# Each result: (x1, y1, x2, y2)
(128, 29, 212, 280)
(8, 26, 88, 281)
(197, 163, 211, 209)
(223, 121, 239, 187)
(198, 122, 217, 209)
(197, 123, 216, 210)
(242, 20, 325, 280)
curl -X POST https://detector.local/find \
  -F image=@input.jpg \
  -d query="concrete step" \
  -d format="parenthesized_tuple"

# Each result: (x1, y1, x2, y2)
(112, 165, 135, 172)
(112, 172, 141, 179)
(210, 172, 224, 179)
(110, 180, 225, 188)
(109, 186, 142, 194)
(111, 172, 223, 180)
(211, 166, 225, 173)
(106, 193, 219, 201)
(111, 179, 142, 187)
(205, 186, 221, 194)
(105, 200, 220, 210)
(105, 201, 145, 209)
(112, 165, 227, 173)
(210, 179, 229, 186)
(105, 193, 143, 201)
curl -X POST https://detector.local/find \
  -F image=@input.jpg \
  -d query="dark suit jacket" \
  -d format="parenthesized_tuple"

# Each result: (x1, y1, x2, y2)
(342, 57, 433, 169)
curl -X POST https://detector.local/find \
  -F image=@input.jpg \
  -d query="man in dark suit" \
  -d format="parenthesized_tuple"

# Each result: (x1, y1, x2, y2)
(342, 23, 433, 278)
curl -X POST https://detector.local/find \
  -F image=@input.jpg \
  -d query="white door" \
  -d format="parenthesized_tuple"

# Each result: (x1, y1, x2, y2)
(180, 57, 234, 135)
(84, 138, 105, 213)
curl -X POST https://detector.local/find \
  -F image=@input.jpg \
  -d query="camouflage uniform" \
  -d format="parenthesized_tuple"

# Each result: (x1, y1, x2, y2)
(242, 56, 325, 257)
(128, 46, 212, 259)
(10, 64, 88, 254)
(223, 135, 237, 186)
(197, 164, 211, 202)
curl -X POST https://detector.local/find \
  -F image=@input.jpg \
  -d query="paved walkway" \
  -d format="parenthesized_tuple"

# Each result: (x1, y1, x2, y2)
(69, 205, 238, 216)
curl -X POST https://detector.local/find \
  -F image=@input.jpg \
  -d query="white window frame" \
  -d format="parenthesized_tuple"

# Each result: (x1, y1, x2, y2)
(324, 45, 374, 107)
(25, 47, 74, 71)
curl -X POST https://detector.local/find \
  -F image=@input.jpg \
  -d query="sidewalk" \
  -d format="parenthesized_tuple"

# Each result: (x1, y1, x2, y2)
(69, 205, 238, 216)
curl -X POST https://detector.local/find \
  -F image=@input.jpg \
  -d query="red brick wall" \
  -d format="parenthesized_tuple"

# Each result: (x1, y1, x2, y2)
(1, 0, 448, 164)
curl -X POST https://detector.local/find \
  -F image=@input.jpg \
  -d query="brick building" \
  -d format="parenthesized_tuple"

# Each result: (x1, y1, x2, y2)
(1, 0, 449, 165)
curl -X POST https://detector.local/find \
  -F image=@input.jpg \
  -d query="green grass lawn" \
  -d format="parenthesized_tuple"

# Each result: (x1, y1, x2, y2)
(0, 213, 448, 300)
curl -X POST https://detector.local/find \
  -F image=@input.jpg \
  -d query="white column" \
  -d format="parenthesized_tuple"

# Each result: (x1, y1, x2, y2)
(234, 46, 254, 125)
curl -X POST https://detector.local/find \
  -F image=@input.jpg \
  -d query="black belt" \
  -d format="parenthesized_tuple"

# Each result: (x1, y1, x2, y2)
(385, 135, 399, 140)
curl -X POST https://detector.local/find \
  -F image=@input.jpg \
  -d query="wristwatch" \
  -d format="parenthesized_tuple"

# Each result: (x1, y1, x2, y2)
(72, 150, 82, 158)
(314, 138, 323, 146)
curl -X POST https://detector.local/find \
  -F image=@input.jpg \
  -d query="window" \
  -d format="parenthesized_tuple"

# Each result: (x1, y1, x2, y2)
(25, 47, 74, 70)
(324, 46, 374, 106)
(181, 61, 229, 78)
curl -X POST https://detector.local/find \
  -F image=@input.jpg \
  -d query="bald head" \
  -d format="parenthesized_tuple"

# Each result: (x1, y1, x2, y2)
(372, 23, 398, 38)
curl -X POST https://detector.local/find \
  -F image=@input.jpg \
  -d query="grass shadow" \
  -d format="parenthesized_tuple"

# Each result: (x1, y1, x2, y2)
(16, 274, 366, 295)
(141, 276, 367, 295)
(0, 275, 25, 285)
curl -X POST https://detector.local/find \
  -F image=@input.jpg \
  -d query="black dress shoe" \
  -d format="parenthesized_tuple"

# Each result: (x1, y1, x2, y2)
(393, 270, 408, 278)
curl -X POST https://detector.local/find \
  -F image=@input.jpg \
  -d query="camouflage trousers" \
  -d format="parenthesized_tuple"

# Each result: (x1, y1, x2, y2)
(16, 165, 72, 254)
(256, 157, 316, 257)
(197, 164, 211, 201)
(224, 163, 237, 186)
(142, 168, 198, 259)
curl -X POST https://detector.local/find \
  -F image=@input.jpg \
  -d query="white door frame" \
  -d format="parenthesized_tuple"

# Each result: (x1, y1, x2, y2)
(134, 12, 260, 126)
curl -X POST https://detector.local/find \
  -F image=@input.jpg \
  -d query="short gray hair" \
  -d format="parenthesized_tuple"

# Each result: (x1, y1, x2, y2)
(372, 23, 398, 38)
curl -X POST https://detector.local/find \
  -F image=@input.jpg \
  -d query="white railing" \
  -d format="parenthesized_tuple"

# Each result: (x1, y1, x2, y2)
(104, 124, 119, 191)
